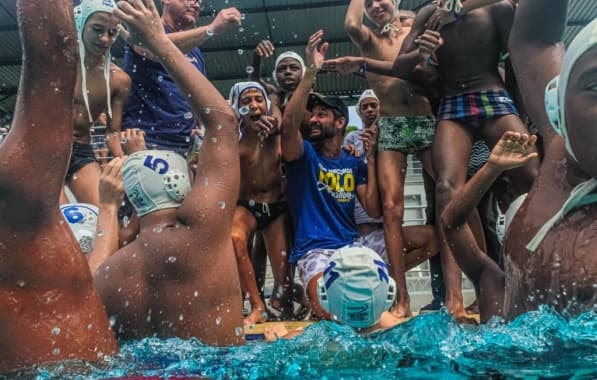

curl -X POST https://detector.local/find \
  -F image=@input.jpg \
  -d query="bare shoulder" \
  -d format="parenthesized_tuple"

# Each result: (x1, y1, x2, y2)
(110, 64, 132, 87)
(488, 0, 515, 18)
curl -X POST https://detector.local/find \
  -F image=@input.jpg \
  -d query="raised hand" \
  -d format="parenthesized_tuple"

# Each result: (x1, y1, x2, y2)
(488, 131, 538, 170)
(209, 7, 242, 37)
(120, 128, 147, 155)
(99, 157, 126, 207)
(255, 115, 279, 140)
(360, 124, 379, 159)
(322, 56, 363, 75)
(255, 39, 275, 58)
(114, 0, 167, 53)
(342, 144, 362, 158)
(414, 30, 443, 61)
(305, 30, 329, 71)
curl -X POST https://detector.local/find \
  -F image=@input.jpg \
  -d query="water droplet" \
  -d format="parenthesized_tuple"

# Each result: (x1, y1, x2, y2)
(157, 75, 163, 82)
(210, 137, 218, 143)
(281, 250, 287, 257)
(97, 229, 105, 237)
(109, 315, 117, 328)
(179, 314, 184, 321)
(124, 300, 129, 308)
(16, 280, 26, 288)
(217, 124, 222, 130)
(202, 177, 209, 187)
(52, 348, 61, 356)
(215, 316, 222, 325)
(185, 136, 191, 143)
(240, 13, 246, 20)
(123, 216, 130, 227)
(204, 107, 211, 114)
(194, 290, 199, 297)
(235, 326, 244, 336)
(239, 106, 250, 116)
(87, 323, 93, 330)
(184, 112, 193, 120)
(218, 201, 226, 209)
(120, 137, 128, 144)
(237, 49, 244, 55)
(245, 66, 254, 74)
(167, 256, 177, 263)
(153, 226, 163, 233)
(248, 199, 256, 206)
(239, 27, 245, 33)
(51, 327, 61, 335)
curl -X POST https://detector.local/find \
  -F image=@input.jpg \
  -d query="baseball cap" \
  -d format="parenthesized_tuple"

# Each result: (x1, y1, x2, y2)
(317, 246, 396, 329)
(307, 93, 349, 122)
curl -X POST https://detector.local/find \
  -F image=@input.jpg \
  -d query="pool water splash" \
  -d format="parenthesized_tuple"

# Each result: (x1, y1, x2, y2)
(9, 307, 597, 379)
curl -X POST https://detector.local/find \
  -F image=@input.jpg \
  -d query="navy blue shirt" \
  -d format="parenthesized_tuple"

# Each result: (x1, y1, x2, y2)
(286, 141, 368, 263)
(123, 25, 206, 151)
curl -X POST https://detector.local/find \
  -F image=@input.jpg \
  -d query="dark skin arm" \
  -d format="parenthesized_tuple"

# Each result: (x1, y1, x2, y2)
(106, 69, 130, 158)
(248, 40, 278, 94)
(508, 0, 568, 148)
(356, 126, 381, 218)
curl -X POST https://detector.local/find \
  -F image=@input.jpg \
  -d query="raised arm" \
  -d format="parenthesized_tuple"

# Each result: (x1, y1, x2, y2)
(508, 0, 569, 147)
(0, 0, 77, 218)
(345, 0, 373, 48)
(280, 30, 328, 162)
(130, 7, 241, 61)
(248, 40, 278, 94)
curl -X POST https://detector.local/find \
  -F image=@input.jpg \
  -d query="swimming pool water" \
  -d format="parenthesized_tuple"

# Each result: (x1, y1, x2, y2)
(11, 306, 597, 379)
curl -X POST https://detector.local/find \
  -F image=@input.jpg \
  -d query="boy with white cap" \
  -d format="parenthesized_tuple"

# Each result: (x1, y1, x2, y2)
(68, 0, 131, 206)
(442, 0, 597, 321)
(94, 0, 243, 345)
(228, 81, 295, 325)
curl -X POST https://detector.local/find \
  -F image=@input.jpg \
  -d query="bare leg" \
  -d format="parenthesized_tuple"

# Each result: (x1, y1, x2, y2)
(378, 150, 411, 317)
(263, 214, 293, 319)
(403, 225, 439, 270)
(68, 162, 101, 205)
(433, 120, 475, 322)
(231, 206, 266, 325)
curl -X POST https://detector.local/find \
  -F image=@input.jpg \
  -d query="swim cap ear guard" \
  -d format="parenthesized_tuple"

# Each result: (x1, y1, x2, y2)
(123, 150, 192, 217)
(544, 76, 563, 137)
(60, 203, 99, 253)
(317, 247, 396, 328)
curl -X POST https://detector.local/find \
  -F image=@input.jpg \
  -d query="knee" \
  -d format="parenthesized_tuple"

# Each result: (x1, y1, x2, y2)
(230, 230, 249, 254)
(435, 177, 460, 206)
(382, 198, 405, 223)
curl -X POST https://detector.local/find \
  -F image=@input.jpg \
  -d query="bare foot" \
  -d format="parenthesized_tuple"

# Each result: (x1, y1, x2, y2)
(445, 302, 478, 325)
(465, 299, 479, 315)
(244, 306, 267, 326)
(390, 301, 412, 319)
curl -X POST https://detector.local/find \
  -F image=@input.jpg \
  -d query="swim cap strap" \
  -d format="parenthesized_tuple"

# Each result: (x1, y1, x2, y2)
(526, 179, 597, 252)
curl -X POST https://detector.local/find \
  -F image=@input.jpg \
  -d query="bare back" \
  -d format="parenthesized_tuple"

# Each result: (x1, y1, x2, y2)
(503, 140, 597, 319)
(361, 25, 432, 116)
(0, 1, 117, 372)
(434, 3, 512, 96)
(239, 135, 285, 202)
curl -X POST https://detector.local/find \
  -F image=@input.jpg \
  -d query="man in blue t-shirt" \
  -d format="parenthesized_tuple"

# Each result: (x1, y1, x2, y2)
(281, 30, 381, 320)
(123, 0, 241, 154)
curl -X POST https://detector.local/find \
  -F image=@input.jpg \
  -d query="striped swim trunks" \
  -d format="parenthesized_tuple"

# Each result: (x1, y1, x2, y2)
(437, 90, 519, 134)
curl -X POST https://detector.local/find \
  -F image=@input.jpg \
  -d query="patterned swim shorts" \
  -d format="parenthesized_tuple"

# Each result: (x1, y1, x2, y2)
(378, 115, 436, 154)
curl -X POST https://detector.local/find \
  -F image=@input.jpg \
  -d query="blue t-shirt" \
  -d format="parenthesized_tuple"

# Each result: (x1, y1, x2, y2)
(286, 141, 368, 263)
(123, 26, 206, 151)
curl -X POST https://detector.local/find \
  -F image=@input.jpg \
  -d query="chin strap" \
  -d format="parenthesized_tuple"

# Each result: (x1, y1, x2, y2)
(526, 178, 597, 252)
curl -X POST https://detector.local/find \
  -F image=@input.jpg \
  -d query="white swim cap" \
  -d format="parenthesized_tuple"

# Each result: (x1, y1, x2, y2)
(527, 20, 597, 252)
(317, 246, 396, 329)
(73, 0, 118, 123)
(60, 203, 99, 254)
(272, 51, 306, 88)
(123, 150, 192, 217)
(544, 19, 597, 162)
(228, 81, 272, 120)
(356, 89, 379, 116)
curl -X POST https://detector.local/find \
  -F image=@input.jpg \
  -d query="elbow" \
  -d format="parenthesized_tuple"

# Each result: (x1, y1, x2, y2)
(344, 21, 361, 39)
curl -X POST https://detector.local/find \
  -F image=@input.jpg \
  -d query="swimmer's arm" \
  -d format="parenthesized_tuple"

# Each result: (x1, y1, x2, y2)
(130, 26, 213, 62)
(356, 128, 381, 218)
(280, 68, 313, 162)
(509, 0, 568, 147)
(344, 0, 373, 47)
(88, 157, 125, 273)
(106, 70, 131, 158)
(392, 6, 438, 80)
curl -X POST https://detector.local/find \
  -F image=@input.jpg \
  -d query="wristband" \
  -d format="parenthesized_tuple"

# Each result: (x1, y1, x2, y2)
(355, 60, 368, 78)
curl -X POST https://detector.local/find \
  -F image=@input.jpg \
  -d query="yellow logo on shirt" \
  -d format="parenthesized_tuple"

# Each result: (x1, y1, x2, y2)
(317, 164, 356, 203)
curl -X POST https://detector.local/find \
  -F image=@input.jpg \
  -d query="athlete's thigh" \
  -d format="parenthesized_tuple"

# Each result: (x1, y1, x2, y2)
(68, 162, 101, 205)
(432, 120, 474, 187)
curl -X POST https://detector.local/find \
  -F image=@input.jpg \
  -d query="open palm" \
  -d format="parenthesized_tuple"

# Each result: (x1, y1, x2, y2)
(488, 132, 538, 170)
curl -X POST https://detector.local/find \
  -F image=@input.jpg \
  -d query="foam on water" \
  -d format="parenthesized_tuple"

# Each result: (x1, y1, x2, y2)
(11, 307, 597, 379)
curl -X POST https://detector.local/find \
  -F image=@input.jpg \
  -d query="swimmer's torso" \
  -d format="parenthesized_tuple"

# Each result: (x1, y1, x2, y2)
(73, 63, 124, 143)
(362, 26, 432, 117)
(435, 5, 508, 96)
(503, 141, 597, 319)
(239, 134, 285, 203)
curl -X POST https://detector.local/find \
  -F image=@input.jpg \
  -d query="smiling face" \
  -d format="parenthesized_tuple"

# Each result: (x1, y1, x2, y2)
(364, 0, 397, 28)
(359, 98, 380, 126)
(82, 12, 119, 57)
(275, 58, 303, 92)
(308, 104, 345, 142)
(564, 46, 597, 178)
(239, 88, 268, 133)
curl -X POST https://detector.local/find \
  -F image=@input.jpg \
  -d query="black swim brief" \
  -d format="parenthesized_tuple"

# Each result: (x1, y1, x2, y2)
(237, 199, 288, 231)
(66, 142, 97, 179)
